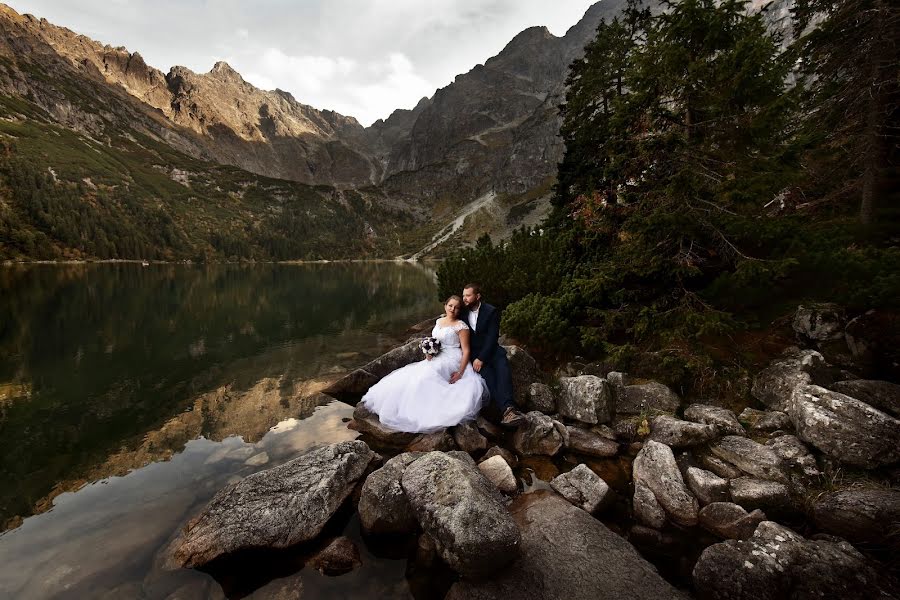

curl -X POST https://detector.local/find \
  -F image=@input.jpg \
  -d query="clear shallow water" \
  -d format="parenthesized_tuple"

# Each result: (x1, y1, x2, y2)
(0, 262, 439, 599)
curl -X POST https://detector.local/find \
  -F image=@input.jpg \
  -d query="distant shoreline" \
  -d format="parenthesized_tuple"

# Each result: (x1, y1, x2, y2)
(1, 258, 442, 266)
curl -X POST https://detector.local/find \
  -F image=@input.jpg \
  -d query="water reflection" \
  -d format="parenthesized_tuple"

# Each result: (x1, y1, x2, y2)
(0, 401, 416, 599)
(0, 262, 438, 529)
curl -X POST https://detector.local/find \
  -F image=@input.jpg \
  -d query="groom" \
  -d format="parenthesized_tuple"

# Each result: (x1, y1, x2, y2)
(462, 283, 525, 427)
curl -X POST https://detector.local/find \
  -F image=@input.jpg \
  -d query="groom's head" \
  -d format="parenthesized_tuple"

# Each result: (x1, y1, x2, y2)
(462, 283, 481, 309)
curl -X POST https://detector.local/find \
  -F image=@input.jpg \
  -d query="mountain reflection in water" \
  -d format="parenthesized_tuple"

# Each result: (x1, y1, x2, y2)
(0, 262, 437, 531)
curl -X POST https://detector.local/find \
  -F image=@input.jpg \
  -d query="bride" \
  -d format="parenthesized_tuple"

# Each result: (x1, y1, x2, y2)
(359, 295, 488, 433)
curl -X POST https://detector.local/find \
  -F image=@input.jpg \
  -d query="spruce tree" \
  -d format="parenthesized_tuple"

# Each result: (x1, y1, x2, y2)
(792, 0, 900, 224)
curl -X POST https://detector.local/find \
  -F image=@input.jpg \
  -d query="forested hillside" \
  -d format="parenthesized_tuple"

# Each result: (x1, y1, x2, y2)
(438, 0, 900, 395)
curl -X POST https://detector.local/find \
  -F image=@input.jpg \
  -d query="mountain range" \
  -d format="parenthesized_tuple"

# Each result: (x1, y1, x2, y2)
(0, 0, 640, 260)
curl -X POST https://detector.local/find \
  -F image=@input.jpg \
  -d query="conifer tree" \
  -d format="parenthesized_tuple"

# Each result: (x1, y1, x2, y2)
(792, 0, 900, 224)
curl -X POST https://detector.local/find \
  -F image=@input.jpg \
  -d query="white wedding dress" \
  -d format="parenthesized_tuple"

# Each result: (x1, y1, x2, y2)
(359, 319, 489, 433)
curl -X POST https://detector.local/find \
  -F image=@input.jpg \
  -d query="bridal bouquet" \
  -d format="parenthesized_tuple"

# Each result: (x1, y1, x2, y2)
(419, 337, 441, 357)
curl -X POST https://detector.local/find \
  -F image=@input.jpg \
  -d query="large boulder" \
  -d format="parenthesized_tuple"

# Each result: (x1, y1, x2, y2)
(813, 487, 900, 546)
(683, 404, 745, 436)
(793, 303, 846, 342)
(693, 447, 745, 479)
(324, 339, 423, 398)
(685, 467, 729, 505)
(633, 481, 668, 529)
(708, 436, 789, 483)
(698, 502, 766, 540)
(751, 349, 827, 411)
(400, 452, 520, 578)
(765, 435, 820, 477)
(171, 441, 375, 568)
(788, 384, 900, 468)
(511, 411, 567, 456)
(446, 491, 685, 600)
(830, 379, 900, 418)
(729, 477, 791, 512)
(506, 345, 541, 407)
(617, 382, 681, 415)
(558, 376, 613, 425)
(649, 415, 717, 448)
(550, 464, 611, 514)
(633, 440, 699, 526)
(844, 309, 900, 380)
(693, 521, 898, 600)
(564, 425, 619, 457)
(351, 404, 418, 447)
(358, 452, 422, 535)
(526, 382, 556, 413)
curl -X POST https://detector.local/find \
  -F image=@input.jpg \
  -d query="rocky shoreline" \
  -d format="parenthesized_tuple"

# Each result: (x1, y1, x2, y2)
(162, 304, 900, 599)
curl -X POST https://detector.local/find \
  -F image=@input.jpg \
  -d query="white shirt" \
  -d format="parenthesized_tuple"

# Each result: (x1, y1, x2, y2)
(467, 304, 480, 332)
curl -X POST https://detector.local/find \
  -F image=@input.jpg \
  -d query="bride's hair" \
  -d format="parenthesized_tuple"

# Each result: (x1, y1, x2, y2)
(446, 294, 462, 305)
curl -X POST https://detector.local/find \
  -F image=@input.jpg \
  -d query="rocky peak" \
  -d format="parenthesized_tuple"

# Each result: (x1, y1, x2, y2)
(209, 60, 243, 82)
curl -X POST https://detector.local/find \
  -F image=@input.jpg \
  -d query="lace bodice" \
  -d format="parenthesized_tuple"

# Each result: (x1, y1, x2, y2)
(432, 319, 468, 349)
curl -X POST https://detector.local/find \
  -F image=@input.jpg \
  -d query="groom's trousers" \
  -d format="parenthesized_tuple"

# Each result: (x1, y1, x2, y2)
(479, 347, 514, 413)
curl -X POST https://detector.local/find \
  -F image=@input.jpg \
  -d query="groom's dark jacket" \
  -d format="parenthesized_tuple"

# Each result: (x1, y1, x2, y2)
(464, 302, 514, 411)
(467, 302, 503, 364)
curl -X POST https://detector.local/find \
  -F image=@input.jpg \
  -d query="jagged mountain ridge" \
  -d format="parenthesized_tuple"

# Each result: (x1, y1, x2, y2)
(0, 0, 632, 259)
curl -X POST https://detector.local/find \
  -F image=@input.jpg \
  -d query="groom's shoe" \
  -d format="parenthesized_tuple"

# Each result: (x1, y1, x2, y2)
(500, 407, 525, 428)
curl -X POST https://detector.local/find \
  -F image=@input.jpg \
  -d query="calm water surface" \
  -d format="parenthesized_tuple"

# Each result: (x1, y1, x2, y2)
(0, 262, 440, 599)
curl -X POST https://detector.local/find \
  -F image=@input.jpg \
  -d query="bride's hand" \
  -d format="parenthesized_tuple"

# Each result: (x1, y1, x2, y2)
(425, 355, 433, 361)
(449, 371, 462, 384)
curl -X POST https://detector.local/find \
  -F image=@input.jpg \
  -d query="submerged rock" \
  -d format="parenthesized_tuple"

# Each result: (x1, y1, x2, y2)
(550, 464, 611, 514)
(683, 404, 745, 436)
(171, 441, 375, 568)
(400, 452, 520, 578)
(788, 384, 900, 468)
(558, 376, 613, 425)
(693, 521, 897, 600)
(309, 536, 361, 575)
(633, 440, 698, 526)
(446, 491, 685, 600)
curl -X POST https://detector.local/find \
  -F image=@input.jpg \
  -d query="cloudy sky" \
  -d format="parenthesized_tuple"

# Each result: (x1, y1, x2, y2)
(7, 0, 599, 126)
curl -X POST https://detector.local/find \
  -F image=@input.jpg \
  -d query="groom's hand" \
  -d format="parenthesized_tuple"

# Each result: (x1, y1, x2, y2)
(473, 359, 483, 373)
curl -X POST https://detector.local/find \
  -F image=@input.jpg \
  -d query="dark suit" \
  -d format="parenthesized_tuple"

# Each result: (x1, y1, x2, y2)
(464, 302, 514, 414)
